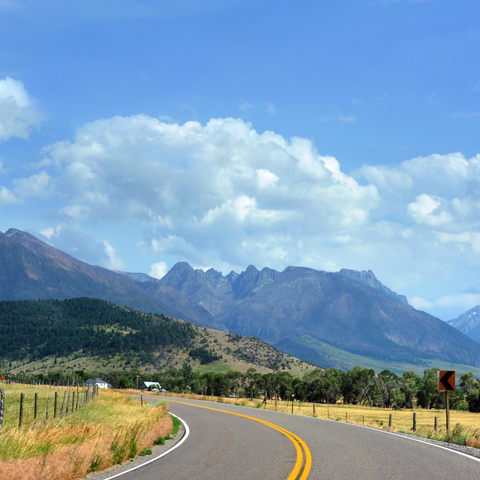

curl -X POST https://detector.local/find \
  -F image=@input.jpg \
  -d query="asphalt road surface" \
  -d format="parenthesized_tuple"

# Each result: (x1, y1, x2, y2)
(109, 396, 480, 480)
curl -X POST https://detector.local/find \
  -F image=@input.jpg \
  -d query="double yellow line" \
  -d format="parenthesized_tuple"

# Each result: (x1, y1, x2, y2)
(170, 400, 312, 480)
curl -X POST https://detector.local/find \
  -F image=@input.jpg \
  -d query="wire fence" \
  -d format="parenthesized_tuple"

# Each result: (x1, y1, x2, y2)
(0, 383, 99, 436)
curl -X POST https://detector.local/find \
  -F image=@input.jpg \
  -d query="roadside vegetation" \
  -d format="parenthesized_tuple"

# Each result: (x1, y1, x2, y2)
(0, 384, 173, 480)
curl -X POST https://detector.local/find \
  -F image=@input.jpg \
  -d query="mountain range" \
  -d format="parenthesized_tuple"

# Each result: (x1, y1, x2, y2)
(2, 227, 480, 371)
(448, 306, 480, 343)
(0, 228, 223, 330)
(158, 262, 480, 368)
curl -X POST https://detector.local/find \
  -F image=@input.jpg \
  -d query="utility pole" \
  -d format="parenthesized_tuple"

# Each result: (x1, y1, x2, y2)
(136, 375, 140, 391)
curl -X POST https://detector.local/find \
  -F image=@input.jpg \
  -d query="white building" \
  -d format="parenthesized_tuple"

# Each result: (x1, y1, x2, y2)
(84, 378, 112, 389)
(141, 381, 162, 390)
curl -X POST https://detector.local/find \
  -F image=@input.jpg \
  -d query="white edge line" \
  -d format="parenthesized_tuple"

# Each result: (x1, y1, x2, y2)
(318, 416, 480, 464)
(102, 413, 190, 480)
(163, 397, 480, 465)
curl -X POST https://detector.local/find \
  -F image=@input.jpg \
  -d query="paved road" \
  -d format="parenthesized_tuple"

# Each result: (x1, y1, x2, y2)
(114, 397, 480, 480)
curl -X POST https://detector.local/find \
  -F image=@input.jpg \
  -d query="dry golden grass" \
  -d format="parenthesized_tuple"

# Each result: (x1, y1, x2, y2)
(0, 384, 172, 480)
(158, 392, 480, 448)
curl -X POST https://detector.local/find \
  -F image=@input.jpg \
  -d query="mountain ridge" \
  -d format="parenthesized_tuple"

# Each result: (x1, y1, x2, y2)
(2, 228, 480, 371)
(0, 229, 223, 330)
(448, 306, 480, 343)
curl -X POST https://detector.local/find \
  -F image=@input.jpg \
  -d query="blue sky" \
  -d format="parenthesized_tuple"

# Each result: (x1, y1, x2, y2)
(1, 0, 480, 320)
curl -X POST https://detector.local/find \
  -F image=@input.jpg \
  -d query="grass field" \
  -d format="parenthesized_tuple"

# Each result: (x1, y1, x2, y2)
(0, 383, 173, 480)
(155, 391, 480, 448)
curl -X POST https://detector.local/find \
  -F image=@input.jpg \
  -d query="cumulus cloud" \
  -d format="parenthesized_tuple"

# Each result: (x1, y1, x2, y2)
(102, 240, 126, 271)
(42, 115, 380, 270)
(0, 77, 43, 142)
(31, 115, 480, 319)
(35, 225, 121, 270)
(40, 224, 62, 239)
(0, 186, 19, 205)
(149, 261, 168, 279)
(407, 194, 452, 226)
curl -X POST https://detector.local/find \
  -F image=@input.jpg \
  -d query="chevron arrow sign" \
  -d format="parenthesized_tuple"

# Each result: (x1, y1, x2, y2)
(439, 370, 456, 391)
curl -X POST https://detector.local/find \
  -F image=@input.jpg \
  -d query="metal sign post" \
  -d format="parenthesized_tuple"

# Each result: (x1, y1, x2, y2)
(439, 370, 455, 436)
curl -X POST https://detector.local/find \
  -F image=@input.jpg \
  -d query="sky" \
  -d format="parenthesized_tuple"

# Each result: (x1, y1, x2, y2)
(1, 0, 480, 320)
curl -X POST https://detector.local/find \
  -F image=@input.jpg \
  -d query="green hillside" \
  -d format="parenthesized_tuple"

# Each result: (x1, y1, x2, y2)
(1, 298, 315, 377)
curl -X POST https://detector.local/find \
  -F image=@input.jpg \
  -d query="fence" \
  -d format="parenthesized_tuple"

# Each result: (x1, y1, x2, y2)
(0, 383, 99, 436)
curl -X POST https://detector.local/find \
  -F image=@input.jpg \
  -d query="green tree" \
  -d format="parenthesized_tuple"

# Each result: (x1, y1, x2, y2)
(417, 368, 444, 409)
(460, 371, 480, 413)
(400, 371, 422, 408)
(375, 370, 400, 408)
(341, 366, 375, 405)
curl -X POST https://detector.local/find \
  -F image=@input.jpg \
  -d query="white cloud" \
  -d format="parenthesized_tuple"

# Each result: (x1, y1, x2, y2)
(40, 224, 62, 239)
(435, 293, 480, 309)
(239, 103, 254, 112)
(13, 171, 52, 200)
(149, 261, 168, 279)
(256, 169, 278, 188)
(267, 104, 277, 115)
(407, 194, 452, 226)
(0, 186, 19, 205)
(410, 297, 434, 310)
(30, 115, 480, 320)
(338, 115, 356, 123)
(42, 115, 380, 270)
(0, 77, 43, 142)
(102, 240, 126, 271)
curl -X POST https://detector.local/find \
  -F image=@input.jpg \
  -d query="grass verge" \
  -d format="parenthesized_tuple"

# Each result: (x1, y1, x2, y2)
(0, 384, 173, 480)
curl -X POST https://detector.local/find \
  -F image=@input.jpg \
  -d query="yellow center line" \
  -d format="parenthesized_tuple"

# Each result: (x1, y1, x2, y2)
(168, 399, 312, 480)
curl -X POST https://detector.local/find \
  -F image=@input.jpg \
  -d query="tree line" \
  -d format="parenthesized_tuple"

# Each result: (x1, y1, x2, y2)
(4, 364, 480, 413)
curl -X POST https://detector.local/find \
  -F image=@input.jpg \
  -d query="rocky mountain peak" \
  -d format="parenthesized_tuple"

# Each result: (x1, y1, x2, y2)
(338, 268, 410, 307)
(448, 305, 480, 343)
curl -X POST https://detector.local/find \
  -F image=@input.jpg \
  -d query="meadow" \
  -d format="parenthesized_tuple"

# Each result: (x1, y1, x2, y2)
(0, 383, 173, 480)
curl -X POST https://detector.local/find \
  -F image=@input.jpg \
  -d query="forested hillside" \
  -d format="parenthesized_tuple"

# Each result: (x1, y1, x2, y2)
(0, 298, 195, 361)
(1, 297, 314, 376)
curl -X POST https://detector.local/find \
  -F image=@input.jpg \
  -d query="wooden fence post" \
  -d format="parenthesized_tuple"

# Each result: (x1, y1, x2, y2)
(412, 413, 416, 432)
(435, 416, 438, 431)
(76, 386, 79, 411)
(389, 414, 392, 428)
(34, 393, 38, 422)
(54, 392, 58, 418)
(19, 393, 25, 428)
(66, 388, 71, 416)
(0, 387, 4, 434)
(45, 395, 50, 425)
(60, 391, 66, 418)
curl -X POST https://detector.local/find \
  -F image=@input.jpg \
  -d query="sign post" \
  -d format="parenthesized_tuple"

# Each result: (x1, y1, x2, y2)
(439, 370, 455, 435)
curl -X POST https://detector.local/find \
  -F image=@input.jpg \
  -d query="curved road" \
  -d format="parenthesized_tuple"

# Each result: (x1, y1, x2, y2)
(115, 396, 479, 479)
